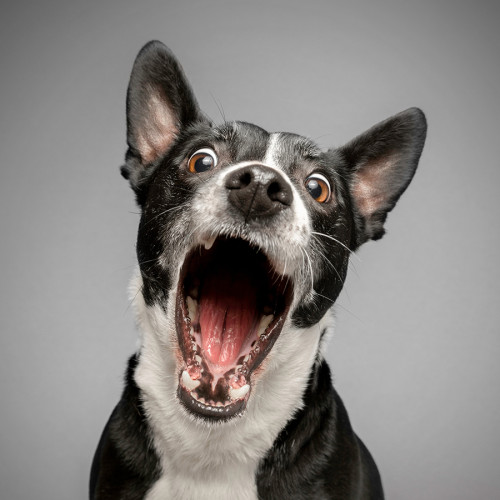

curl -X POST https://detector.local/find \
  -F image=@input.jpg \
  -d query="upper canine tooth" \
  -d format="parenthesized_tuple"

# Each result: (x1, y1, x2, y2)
(257, 314, 274, 337)
(204, 236, 216, 250)
(186, 296, 198, 321)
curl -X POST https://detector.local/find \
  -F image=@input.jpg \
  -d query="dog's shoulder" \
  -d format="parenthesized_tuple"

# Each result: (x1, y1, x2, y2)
(256, 359, 384, 499)
(90, 355, 161, 500)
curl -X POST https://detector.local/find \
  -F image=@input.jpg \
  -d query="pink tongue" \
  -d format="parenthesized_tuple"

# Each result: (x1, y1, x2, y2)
(199, 271, 258, 366)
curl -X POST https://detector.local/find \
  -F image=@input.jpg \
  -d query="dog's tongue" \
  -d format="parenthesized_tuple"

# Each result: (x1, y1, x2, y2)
(199, 269, 258, 366)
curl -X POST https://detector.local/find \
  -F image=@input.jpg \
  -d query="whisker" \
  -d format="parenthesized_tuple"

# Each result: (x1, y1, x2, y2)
(210, 92, 227, 123)
(300, 247, 315, 293)
(311, 290, 335, 304)
(124, 281, 143, 315)
(312, 243, 345, 286)
(310, 242, 341, 275)
(143, 204, 186, 227)
(311, 231, 360, 261)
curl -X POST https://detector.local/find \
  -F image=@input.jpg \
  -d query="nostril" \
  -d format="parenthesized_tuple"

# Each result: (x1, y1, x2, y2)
(226, 170, 253, 190)
(267, 181, 282, 201)
(267, 180, 293, 206)
(240, 171, 252, 188)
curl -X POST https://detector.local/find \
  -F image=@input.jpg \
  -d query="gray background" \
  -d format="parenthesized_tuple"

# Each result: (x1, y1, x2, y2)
(1, 0, 499, 499)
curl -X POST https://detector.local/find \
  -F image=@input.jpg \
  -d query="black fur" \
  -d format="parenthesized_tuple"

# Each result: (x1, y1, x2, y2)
(90, 41, 426, 499)
(256, 360, 383, 499)
(90, 356, 161, 499)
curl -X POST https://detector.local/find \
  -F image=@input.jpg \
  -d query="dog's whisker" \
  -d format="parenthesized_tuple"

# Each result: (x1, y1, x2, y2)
(310, 243, 341, 275)
(311, 244, 346, 286)
(137, 257, 161, 267)
(143, 204, 186, 226)
(210, 92, 227, 123)
(311, 231, 359, 261)
(300, 247, 315, 294)
(311, 290, 335, 304)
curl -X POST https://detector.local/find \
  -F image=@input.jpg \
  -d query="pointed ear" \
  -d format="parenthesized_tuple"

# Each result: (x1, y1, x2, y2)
(339, 108, 427, 246)
(122, 41, 207, 184)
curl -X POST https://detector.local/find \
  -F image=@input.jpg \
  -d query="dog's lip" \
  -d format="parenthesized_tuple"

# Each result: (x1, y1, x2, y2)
(177, 383, 248, 420)
(175, 235, 293, 420)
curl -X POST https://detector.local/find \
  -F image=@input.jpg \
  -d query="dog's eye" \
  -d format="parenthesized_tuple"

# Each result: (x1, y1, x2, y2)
(305, 173, 331, 203)
(188, 148, 218, 173)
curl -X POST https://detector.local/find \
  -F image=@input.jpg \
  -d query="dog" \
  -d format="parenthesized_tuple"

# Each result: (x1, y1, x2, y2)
(90, 41, 426, 500)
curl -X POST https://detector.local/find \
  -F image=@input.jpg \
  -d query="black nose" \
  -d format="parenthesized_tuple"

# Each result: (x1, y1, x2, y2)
(225, 164, 293, 220)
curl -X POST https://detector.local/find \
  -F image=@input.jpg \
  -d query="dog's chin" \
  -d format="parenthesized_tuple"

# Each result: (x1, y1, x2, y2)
(175, 236, 294, 422)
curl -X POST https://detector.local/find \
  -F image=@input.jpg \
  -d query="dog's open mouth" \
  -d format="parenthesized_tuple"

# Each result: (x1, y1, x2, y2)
(176, 237, 293, 420)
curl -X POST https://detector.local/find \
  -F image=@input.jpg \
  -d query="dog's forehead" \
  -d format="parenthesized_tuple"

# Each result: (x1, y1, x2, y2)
(214, 121, 322, 172)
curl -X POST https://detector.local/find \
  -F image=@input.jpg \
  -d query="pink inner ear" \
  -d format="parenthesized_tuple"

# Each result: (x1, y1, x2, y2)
(352, 154, 400, 217)
(135, 90, 178, 164)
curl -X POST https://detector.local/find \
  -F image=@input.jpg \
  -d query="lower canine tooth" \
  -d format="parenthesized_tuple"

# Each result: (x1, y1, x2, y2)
(181, 370, 201, 391)
(229, 384, 250, 400)
(257, 314, 274, 337)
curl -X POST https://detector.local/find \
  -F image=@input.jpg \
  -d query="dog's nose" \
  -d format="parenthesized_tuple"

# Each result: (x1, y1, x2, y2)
(225, 164, 293, 220)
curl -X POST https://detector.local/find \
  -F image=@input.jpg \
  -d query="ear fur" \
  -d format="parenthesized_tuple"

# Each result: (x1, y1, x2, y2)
(122, 41, 207, 187)
(339, 107, 427, 246)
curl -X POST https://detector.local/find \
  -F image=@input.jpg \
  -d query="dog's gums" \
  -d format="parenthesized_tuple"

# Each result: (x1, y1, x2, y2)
(176, 237, 293, 419)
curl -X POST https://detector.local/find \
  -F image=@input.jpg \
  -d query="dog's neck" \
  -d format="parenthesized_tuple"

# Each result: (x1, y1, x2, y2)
(130, 273, 331, 499)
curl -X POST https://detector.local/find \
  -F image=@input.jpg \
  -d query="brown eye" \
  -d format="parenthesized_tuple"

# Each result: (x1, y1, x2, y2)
(188, 148, 218, 173)
(305, 173, 331, 203)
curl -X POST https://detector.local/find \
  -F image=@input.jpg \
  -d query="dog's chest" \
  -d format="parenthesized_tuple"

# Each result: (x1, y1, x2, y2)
(145, 462, 259, 500)
(143, 416, 264, 500)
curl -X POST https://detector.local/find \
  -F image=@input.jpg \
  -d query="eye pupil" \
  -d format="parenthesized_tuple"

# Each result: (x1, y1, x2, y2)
(305, 174, 331, 203)
(188, 149, 218, 173)
(306, 179, 322, 199)
(195, 155, 213, 172)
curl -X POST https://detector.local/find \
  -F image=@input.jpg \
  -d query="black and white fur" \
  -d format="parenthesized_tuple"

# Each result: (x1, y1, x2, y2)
(90, 41, 426, 500)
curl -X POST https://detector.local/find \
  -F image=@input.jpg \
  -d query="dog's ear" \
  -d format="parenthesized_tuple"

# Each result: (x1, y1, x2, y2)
(122, 41, 206, 185)
(338, 107, 427, 247)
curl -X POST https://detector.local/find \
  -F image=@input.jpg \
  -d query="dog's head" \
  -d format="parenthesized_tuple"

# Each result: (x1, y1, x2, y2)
(122, 41, 426, 422)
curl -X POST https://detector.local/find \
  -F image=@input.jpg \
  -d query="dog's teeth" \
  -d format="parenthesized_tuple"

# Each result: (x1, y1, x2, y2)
(229, 384, 250, 400)
(181, 370, 201, 391)
(257, 314, 274, 337)
(186, 296, 198, 321)
(204, 236, 216, 250)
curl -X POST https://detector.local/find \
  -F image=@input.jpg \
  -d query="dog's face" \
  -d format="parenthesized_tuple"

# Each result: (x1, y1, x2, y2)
(122, 42, 426, 423)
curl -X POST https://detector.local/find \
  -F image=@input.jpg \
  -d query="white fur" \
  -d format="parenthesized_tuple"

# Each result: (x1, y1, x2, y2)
(263, 132, 281, 169)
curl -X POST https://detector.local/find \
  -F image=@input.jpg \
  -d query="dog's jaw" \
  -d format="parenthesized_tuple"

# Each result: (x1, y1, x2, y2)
(175, 236, 295, 420)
